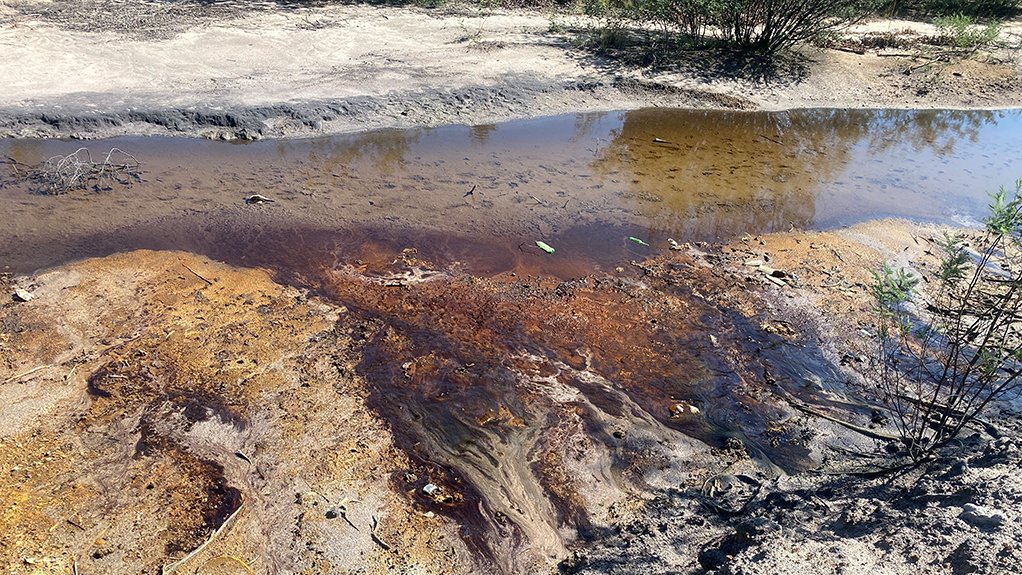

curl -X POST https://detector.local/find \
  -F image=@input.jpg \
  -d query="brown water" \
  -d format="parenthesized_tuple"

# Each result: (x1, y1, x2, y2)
(3, 107, 1021, 571)
(1, 108, 1020, 275)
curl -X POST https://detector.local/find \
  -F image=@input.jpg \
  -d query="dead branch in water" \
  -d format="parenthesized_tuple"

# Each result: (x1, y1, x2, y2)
(45, 147, 141, 194)
(2, 147, 142, 195)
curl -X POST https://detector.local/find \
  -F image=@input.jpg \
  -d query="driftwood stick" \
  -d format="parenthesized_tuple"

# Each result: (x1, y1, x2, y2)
(370, 515, 392, 551)
(181, 263, 214, 286)
(788, 400, 901, 442)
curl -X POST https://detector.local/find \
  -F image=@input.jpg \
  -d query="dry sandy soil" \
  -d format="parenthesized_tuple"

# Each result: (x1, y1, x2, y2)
(0, 0, 1019, 139)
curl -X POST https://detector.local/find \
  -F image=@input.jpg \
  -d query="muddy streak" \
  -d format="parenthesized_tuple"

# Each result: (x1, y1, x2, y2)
(50, 218, 659, 282)
(78, 333, 252, 560)
(194, 233, 842, 571)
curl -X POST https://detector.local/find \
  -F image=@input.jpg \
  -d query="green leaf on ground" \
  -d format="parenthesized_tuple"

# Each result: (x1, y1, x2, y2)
(536, 241, 555, 254)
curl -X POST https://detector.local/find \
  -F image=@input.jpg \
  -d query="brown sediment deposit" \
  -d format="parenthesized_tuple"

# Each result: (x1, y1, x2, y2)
(0, 252, 472, 574)
(3, 216, 1022, 574)
(0, 238, 802, 573)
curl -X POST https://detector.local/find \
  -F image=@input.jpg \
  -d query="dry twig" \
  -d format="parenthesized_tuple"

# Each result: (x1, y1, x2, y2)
(161, 500, 244, 575)
(3, 147, 142, 195)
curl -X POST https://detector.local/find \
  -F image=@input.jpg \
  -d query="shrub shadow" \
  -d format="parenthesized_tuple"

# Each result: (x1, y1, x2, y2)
(555, 27, 812, 86)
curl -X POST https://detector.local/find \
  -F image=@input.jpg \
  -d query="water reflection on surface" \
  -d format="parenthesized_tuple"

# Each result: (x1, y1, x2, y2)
(1, 108, 1020, 274)
(592, 108, 1018, 237)
(259, 106, 1018, 232)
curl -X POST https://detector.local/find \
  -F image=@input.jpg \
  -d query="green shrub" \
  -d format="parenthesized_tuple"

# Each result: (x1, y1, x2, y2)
(587, 0, 884, 54)
(885, 0, 1020, 18)
(932, 14, 1001, 48)
(712, 0, 884, 53)
(925, 0, 1020, 17)
(871, 180, 1022, 463)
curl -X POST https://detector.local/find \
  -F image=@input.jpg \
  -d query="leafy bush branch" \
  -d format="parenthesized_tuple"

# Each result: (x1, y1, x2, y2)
(930, 14, 1001, 49)
(871, 180, 1022, 463)
(578, 0, 885, 55)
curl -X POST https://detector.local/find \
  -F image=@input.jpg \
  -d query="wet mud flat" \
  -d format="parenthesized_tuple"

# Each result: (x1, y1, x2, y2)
(4, 225, 1021, 575)
(0, 234, 842, 574)
(2, 108, 1022, 574)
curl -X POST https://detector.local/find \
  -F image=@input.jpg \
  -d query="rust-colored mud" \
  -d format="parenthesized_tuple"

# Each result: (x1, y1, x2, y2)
(198, 232, 845, 571)
(4, 107, 1014, 573)
(0, 252, 471, 575)
(0, 230, 857, 574)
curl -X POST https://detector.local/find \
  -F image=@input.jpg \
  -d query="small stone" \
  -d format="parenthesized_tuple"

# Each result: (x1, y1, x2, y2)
(669, 402, 700, 417)
(91, 539, 114, 559)
(295, 491, 319, 505)
(13, 289, 33, 302)
(244, 194, 275, 205)
(802, 374, 825, 390)
(748, 517, 781, 534)
(948, 460, 969, 477)
(960, 504, 1005, 529)
(422, 483, 439, 496)
(759, 266, 787, 279)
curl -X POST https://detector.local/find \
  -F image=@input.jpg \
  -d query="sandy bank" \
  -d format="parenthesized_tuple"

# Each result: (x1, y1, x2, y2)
(0, 1, 1020, 139)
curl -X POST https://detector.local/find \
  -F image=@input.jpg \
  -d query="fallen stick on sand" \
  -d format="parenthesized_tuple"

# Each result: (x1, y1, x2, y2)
(161, 499, 244, 575)
(181, 262, 215, 286)
(789, 400, 901, 442)
(3, 364, 51, 384)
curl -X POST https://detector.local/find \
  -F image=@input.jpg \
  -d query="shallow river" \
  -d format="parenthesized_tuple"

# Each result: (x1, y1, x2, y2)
(1, 107, 1020, 275)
